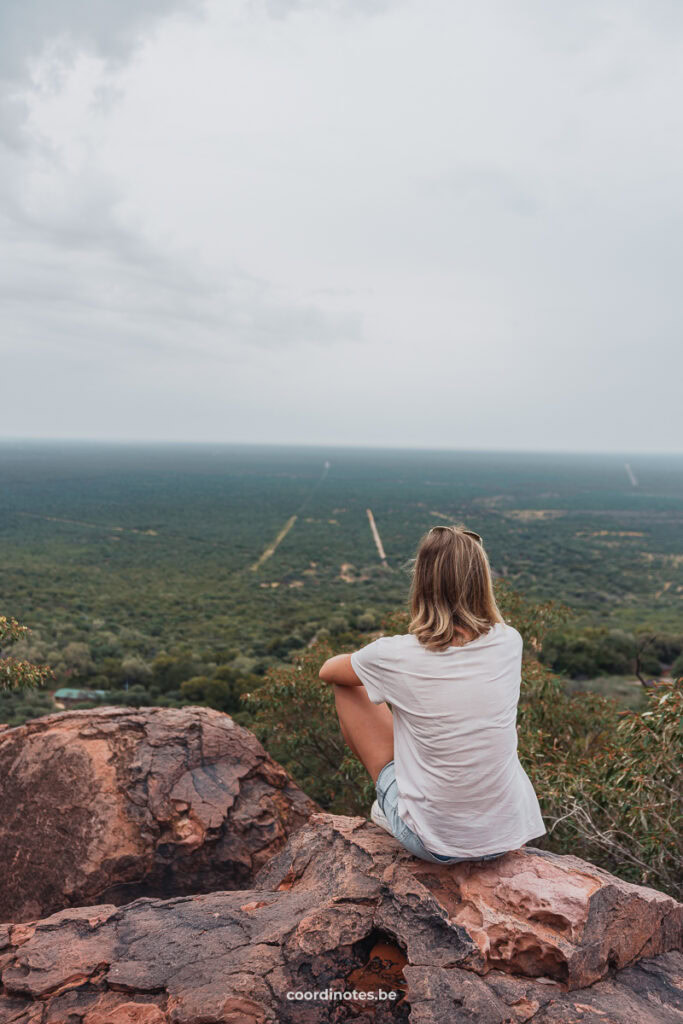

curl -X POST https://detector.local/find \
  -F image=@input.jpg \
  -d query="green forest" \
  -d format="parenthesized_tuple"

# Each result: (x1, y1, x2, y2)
(2, 442, 682, 727)
(1, 442, 682, 897)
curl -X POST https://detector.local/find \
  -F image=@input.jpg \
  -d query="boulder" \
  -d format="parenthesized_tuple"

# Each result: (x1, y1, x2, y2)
(0, 707, 317, 923)
(1, 813, 681, 1023)
(255, 814, 682, 990)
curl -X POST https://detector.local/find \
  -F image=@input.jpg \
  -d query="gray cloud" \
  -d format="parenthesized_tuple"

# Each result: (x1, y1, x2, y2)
(424, 166, 541, 219)
(261, 0, 402, 18)
(1, 0, 682, 449)
(1, 165, 362, 362)
(0, 0, 206, 80)
(0, 0, 361, 395)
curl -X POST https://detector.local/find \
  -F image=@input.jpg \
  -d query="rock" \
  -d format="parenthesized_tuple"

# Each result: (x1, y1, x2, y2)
(0, 707, 317, 924)
(1, 813, 681, 1023)
(255, 813, 682, 990)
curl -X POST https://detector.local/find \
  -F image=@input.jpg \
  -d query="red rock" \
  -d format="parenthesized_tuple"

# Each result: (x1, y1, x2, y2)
(1, 813, 681, 1023)
(0, 707, 317, 924)
(255, 813, 682, 989)
(83, 999, 167, 1024)
(408, 845, 682, 987)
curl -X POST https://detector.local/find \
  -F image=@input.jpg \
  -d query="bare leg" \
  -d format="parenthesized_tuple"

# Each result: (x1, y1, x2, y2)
(333, 683, 394, 783)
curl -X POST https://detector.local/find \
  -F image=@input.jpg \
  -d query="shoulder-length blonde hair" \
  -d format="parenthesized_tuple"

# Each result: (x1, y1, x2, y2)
(408, 525, 503, 651)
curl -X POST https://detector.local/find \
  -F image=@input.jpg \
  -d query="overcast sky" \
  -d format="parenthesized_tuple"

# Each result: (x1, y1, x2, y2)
(1, 0, 682, 452)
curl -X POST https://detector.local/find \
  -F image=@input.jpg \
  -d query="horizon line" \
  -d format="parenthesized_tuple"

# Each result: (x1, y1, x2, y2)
(0, 436, 681, 458)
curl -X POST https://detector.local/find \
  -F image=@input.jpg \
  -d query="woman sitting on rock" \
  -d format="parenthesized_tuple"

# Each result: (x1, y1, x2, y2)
(318, 524, 546, 864)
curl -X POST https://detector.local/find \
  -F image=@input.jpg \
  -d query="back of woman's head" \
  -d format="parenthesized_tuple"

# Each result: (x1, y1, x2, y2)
(408, 525, 503, 652)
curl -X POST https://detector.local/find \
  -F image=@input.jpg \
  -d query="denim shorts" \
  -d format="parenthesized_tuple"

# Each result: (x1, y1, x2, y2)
(376, 760, 508, 865)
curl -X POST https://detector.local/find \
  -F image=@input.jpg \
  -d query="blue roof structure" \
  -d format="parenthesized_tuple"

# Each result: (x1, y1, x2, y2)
(54, 689, 110, 700)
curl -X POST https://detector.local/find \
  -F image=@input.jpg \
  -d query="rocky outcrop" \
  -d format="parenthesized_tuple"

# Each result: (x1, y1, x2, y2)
(1, 813, 681, 1023)
(0, 707, 317, 923)
(256, 814, 682, 990)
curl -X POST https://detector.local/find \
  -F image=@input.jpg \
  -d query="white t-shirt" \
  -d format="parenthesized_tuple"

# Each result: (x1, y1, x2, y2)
(350, 623, 546, 858)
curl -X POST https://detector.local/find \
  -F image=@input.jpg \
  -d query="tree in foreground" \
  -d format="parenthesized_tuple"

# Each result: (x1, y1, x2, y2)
(0, 617, 53, 692)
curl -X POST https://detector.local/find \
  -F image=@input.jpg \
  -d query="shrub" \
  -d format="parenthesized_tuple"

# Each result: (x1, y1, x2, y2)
(521, 661, 682, 898)
(243, 599, 683, 899)
(0, 617, 53, 693)
(179, 671, 262, 714)
(242, 637, 353, 810)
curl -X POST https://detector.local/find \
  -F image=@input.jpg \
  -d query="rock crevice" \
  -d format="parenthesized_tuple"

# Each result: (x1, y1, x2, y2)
(1, 811, 681, 1023)
(1, 710, 681, 1023)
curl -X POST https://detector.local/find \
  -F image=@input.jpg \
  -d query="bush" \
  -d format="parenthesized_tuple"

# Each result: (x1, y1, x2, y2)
(150, 653, 202, 692)
(0, 617, 53, 693)
(541, 628, 640, 678)
(0, 687, 54, 727)
(242, 637, 354, 811)
(520, 662, 682, 898)
(671, 651, 683, 679)
(180, 673, 256, 714)
(243, 600, 683, 900)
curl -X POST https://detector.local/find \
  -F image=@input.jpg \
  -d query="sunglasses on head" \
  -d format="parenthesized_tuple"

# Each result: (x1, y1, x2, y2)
(429, 525, 483, 545)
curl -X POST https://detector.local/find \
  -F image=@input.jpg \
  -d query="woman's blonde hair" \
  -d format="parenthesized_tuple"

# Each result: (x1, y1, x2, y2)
(408, 525, 503, 651)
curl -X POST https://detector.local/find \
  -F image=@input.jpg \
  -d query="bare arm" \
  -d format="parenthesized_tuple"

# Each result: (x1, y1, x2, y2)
(318, 653, 364, 686)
